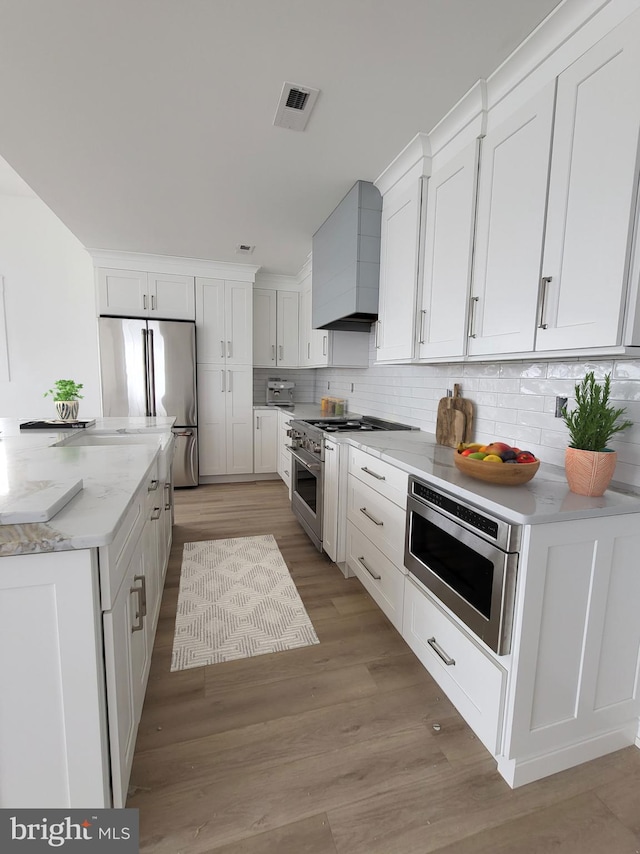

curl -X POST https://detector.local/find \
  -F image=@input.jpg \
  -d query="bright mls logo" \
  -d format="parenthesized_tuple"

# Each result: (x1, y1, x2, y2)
(0, 810, 138, 852)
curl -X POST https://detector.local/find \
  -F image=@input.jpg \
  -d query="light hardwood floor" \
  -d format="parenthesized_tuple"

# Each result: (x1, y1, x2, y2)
(128, 481, 640, 853)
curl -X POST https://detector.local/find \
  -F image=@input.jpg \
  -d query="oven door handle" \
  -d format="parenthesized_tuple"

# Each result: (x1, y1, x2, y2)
(290, 448, 321, 472)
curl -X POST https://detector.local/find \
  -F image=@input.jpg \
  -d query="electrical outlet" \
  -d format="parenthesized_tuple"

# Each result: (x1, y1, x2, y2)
(555, 396, 568, 417)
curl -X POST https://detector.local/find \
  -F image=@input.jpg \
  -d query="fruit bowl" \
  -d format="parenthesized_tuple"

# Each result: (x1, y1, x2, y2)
(454, 449, 540, 485)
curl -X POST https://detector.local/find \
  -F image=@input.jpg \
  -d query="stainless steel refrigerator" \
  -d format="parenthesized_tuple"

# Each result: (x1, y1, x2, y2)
(98, 317, 198, 486)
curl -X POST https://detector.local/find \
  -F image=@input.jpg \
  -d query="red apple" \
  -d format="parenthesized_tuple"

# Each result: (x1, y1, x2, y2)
(516, 451, 536, 464)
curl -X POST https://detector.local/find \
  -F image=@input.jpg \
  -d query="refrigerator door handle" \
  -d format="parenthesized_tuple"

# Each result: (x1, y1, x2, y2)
(148, 329, 157, 416)
(142, 328, 151, 416)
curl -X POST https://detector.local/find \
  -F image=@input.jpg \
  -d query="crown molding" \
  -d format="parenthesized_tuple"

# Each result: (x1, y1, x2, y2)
(374, 133, 431, 196)
(88, 248, 261, 282)
(255, 271, 300, 290)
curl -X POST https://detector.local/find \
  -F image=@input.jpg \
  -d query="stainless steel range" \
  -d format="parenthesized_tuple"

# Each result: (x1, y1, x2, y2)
(288, 416, 415, 551)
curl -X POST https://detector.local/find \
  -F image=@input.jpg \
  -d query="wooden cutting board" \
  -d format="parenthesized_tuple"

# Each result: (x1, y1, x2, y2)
(435, 384, 474, 447)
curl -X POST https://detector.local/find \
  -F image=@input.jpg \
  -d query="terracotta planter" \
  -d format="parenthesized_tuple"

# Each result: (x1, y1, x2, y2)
(565, 447, 617, 497)
(55, 399, 79, 422)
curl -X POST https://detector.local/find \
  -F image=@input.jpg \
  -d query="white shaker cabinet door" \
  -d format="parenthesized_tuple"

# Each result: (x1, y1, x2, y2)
(536, 12, 640, 351)
(418, 142, 479, 360)
(276, 289, 300, 367)
(197, 363, 227, 475)
(469, 83, 555, 356)
(97, 268, 149, 317)
(253, 288, 278, 367)
(375, 177, 423, 362)
(147, 273, 195, 320)
(196, 278, 227, 363)
(225, 280, 253, 365)
(226, 367, 254, 474)
(254, 409, 278, 473)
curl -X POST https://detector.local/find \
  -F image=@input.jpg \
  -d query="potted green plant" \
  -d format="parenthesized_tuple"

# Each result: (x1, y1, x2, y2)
(44, 379, 84, 422)
(561, 372, 632, 496)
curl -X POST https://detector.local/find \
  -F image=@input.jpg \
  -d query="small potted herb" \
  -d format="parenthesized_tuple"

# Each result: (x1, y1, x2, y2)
(44, 379, 84, 422)
(561, 372, 632, 496)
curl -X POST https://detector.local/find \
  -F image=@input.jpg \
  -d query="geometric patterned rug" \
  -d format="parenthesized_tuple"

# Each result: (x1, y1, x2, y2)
(170, 534, 320, 671)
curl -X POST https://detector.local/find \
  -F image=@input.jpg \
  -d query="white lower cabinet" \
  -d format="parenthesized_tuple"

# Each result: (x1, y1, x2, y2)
(277, 409, 293, 492)
(198, 364, 253, 477)
(403, 577, 506, 753)
(345, 447, 408, 627)
(254, 409, 278, 473)
(346, 524, 405, 632)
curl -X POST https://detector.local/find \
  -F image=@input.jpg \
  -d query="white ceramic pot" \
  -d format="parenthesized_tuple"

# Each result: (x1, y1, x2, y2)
(55, 399, 79, 422)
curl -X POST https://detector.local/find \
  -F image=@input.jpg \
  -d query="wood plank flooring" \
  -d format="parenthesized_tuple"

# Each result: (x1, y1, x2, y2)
(128, 481, 640, 853)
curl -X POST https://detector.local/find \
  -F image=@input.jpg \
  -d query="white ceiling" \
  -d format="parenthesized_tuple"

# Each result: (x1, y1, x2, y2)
(0, 0, 563, 275)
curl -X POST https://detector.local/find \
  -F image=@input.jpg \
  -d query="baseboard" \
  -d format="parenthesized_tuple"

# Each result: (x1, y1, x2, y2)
(497, 726, 637, 788)
(199, 473, 282, 484)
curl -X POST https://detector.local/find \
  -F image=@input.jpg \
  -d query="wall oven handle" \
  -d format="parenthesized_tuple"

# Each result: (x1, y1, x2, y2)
(360, 507, 383, 526)
(290, 448, 321, 471)
(358, 556, 381, 581)
(361, 466, 385, 481)
(427, 636, 455, 666)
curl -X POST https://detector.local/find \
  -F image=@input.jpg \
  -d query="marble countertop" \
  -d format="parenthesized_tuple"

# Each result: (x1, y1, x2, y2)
(0, 417, 175, 556)
(337, 430, 640, 525)
(253, 404, 640, 523)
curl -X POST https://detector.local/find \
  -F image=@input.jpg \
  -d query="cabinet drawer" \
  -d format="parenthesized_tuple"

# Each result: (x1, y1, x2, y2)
(98, 492, 145, 611)
(347, 475, 406, 569)
(402, 577, 505, 753)
(279, 449, 292, 489)
(346, 523, 405, 632)
(348, 446, 407, 508)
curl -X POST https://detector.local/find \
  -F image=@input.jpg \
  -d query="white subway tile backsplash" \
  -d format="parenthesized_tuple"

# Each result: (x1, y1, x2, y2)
(307, 355, 640, 489)
(547, 361, 614, 379)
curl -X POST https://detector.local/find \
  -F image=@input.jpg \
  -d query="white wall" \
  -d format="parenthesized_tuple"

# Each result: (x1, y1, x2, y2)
(0, 190, 101, 419)
(314, 334, 640, 490)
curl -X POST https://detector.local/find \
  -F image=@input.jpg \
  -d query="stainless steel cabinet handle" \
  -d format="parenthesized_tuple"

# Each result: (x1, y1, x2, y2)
(164, 482, 171, 511)
(227, 370, 232, 392)
(151, 294, 156, 311)
(468, 296, 479, 339)
(323, 335, 327, 356)
(538, 276, 552, 330)
(358, 556, 381, 581)
(131, 585, 144, 633)
(148, 478, 159, 491)
(307, 342, 311, 359)
(143, 294, 147, 311)
(279, 345, 283, 361)
(375, 320, 381, 349)
(427, 636, 455, 666)
(324, 443, 334, 451)
(220, 340, 225, 359)
(419, 309, 427, 345)
(256, 416, 260, 430)
(361, 466, 385, 481)
(272, 344, 276, 361)
(360, 507, 383, 526)
(227, 340, 232, 358)
(284, 469, 289, 477)
(150, 506, 162, 521)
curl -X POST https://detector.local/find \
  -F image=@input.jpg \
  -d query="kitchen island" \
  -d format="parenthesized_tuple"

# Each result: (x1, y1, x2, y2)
(0, 417, 175, 808)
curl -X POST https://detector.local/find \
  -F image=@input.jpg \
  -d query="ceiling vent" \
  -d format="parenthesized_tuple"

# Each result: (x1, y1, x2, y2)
(235, 243, 255, 255)
(273, 82, 320, 131)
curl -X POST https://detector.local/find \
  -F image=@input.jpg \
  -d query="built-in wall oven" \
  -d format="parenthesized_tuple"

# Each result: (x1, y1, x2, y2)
(404, 476, 521, 655)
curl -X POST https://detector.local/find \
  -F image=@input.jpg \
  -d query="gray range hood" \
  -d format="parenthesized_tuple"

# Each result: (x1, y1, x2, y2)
(312, 180, 382, 331)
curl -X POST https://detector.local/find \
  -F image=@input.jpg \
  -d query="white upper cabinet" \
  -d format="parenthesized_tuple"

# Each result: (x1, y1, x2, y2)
(375, 172, 424, 362)
(253, 288, 299, 367)
(299, 270, 368, 368)
(468, 83, 556, 356)
(97, 269, 195, 320)
(195, 277, 253, 365)
(417, 141, 479, 360)
(536, 13, 640, 351)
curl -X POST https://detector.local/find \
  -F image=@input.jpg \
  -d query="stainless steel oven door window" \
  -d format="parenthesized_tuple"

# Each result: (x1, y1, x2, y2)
(291, 447, 323, 551)
(405, 497, 518, 655)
